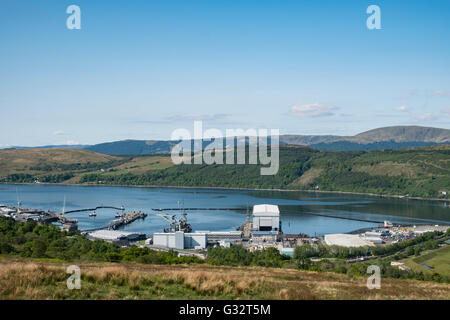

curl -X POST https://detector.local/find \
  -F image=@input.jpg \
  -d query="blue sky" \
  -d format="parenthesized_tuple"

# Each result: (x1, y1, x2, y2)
(1, 0, 449, 146)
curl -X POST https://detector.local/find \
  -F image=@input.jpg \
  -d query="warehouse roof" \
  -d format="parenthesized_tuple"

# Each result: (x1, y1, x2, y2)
(253, 204, 280, 216)
(88, 230, 143, 241)
(324, 234, 374, 247)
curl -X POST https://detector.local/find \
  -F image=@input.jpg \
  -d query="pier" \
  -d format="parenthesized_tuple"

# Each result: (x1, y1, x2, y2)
(65, 206, 125, 214)
(7, 207, 79, 230)
(107, 211, 148, 230)
(299, 211, 384, 224)
(152, 207, 246, 211)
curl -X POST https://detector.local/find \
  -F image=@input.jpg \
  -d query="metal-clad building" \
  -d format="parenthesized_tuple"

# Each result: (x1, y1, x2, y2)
(153, 233, 176, 248)
(252, 204, 280, 232)
(153, 232, 207, 250)
(88, 230, 145, 242)
(196, 231, 243, 243)
(364, 237, 383, 244)
(184, 233, 207, 249)
(175, 231, 184, 249)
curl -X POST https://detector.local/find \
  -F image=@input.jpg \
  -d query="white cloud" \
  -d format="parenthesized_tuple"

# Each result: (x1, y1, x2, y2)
(289, 103, 338, 118)
(395, 105, 408, 112)
(166, 113, 230, 122)
(66, 140, 80, 145)
(416, 107, 450, 121)
(135, 113, 231, 124)
(442, 107, 450, 117)
(433, 90, 449, 97)
(53, 130, 65, 136)
(416, 113, 439, 121)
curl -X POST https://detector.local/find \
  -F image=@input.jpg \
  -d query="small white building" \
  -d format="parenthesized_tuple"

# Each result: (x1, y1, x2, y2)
(252, 204, 280, 232)
(364, 237, 383, 244)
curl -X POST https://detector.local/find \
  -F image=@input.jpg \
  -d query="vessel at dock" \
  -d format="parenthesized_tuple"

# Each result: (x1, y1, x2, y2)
(157, 210, 192, 233)
(108, 211, 148, 230)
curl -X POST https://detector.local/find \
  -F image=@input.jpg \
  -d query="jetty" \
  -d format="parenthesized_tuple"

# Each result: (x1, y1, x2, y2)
(152, 207, 246, 211)
(107, 211, 148, 230)
(65, 206, 125, 214)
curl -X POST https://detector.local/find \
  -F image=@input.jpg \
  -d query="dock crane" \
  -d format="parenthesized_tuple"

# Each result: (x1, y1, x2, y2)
(156, 203, 192, 233)
(156, 213, 178, 233)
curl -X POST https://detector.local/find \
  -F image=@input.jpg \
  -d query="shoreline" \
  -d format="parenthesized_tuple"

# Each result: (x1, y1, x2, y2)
(2, 183, 448, 236)
(2, 182, 449, 203)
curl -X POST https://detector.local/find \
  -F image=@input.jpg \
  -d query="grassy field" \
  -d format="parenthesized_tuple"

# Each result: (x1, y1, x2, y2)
(405, 246, 450, 277)
(0, 149, 119, 176)
(107, 156, 174, 174)
(0, 256, 449, 300)
(0, 149, 172, 184)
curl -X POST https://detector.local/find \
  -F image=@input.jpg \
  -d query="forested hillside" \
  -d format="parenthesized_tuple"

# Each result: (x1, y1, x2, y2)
(1, 145, 449, 198)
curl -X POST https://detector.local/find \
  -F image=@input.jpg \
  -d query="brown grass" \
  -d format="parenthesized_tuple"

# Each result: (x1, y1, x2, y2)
(353, 162, 421, 177)
(0, 257, 448, 300)
(290, 168, 323, 187)
(110, 156, 173, 174)
(0, 148, 118, 176)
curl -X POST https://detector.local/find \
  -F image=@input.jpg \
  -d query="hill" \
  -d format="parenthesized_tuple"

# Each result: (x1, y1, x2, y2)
(0, 149, 127, 183)
(84, 126, 450, 154)
(1, 145, 449, 198)
(80, 145, 449, 198)
(349, 126, 450, 143)
(280, 126, 450, 151)
(0, 149, 120, 175)
(405, 246, 450, 278)
(1, 257, 449, 300)
(6, 126, 448, 155)
(85, 140, 179, 156)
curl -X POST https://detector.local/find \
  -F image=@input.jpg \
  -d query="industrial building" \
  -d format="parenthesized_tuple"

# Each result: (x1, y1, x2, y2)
(197, 230, 243, 243)
(87, 230, 146, 243)
(150, 204, 281, 251)
(251, 231, 279, 243)
(153, 231, 208, 250)
(324, 234, 375, 247)
(252, 204, 281, 232)
(152, 230, 243, 250)
(364, 236, 383, 244)
(0, 207, 16, 216)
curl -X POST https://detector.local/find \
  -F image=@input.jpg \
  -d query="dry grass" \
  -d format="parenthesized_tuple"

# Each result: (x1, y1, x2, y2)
(290, 168, 323, 187)
(0, 148, 118, 176)
(352, 162, 421, 178)
(109, 156, 173, 174)
(0, 257, 448, 300)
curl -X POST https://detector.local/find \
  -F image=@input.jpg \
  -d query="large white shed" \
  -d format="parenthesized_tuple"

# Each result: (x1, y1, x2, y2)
(252, 204, 280, 232)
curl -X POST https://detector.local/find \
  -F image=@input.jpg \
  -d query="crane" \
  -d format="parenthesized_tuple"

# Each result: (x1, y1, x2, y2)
(156, 211, 192, 233)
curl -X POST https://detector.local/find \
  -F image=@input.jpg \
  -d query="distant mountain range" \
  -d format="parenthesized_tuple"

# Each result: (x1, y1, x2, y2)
(4, 126, 450, 155)
(281, 126, 450, 151)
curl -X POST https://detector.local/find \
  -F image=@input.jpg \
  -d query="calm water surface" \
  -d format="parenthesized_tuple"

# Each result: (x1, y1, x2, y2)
(0, 184, 449, 236)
